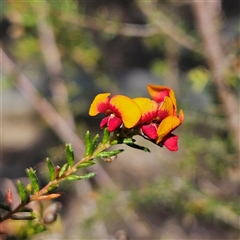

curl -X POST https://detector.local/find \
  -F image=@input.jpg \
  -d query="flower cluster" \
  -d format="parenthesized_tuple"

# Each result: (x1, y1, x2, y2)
(89, 84, 184, 151)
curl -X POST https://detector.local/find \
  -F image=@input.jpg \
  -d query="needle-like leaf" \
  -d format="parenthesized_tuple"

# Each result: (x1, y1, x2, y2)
(65, 144, 74, 167)
(46, 158, 55, 181)
(26, 168, 40, 194)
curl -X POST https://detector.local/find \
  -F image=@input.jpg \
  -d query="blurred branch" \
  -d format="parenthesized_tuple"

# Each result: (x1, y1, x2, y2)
(1, 48, 151, 238)
(60, 9, 200, 54)
(63, 180, 110, 238)
(60, 12, 156, 37)
(165, 39, 180, 94)
(33, 2, 75, 129)
(191, 1, 240, 154)
(0, 49, 85, 155)
(136, 1, 200, 53)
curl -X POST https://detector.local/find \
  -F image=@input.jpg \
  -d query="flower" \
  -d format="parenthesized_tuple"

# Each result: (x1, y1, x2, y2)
(156, 109, 184, 151)
(146, 84, 184, 151)
(88, 84, 184, 152)
(89, 93, 141, 132)
(133, 96, 174, 140)
(133, 97, 158, 139)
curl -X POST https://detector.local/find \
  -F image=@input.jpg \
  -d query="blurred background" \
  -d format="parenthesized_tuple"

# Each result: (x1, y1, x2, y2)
(1, 0, 239, 239)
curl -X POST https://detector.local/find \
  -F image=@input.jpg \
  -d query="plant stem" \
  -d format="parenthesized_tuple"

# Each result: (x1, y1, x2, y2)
(0, 141, 111, 223)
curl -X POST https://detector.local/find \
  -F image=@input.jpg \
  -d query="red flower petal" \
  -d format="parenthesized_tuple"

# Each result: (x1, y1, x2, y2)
(100, 116, 109, 129)
(162, 133, 179, 151)
(141, 123, 158, 139)
(107, 115, 122, 132)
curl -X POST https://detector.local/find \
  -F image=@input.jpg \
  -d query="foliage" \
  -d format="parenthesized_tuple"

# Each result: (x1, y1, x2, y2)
(0, 128, 145, 238)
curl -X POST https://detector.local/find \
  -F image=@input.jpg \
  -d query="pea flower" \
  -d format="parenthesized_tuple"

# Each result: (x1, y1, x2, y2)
(156, 110, 184, 151)
(88, 84, 184, 152)
(133, 84, 184, 151)
(89, 93, 141, 132)
(133, 96, 174, 140)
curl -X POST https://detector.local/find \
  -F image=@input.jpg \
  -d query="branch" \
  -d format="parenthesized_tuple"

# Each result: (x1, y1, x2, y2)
(59, 9, 200, 54)
(33, 2, 75, 129)
(191, 1, 240, 154)
(136, 1, 200, 53)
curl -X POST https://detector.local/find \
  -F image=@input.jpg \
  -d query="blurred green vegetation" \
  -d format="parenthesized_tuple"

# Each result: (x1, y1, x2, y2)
(1, 0, 239, 239)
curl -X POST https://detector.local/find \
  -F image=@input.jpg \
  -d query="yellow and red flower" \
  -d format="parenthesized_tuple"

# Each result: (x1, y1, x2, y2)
(88, 84, 184, 151)
(133, 96, 174, 140)
(156, 110, 184, 151)
(89, 93, 141, 132)
(133, 97, 158, 139)
(133, 84, 184, 151)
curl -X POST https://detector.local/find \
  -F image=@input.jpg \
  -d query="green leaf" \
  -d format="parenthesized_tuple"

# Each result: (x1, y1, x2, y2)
(25, 183, 33, 196)
(10, 215, 36, 220)
(111, 137, 136, 145)
(65, 144, 74, 167)
(102, 127, 110, 143)
(19, 207, 33, 212)
(46, 158, 55, 181)
(97, 149, 124, 158)
(110, 139, 118, 145)
(65, 172, 95, 181)
(126, 143, 150, 152)
(0, 202, 11, 212)
(47, 184, 59, 192)
(17, 180, 28, 203)
(59, 163, 69, 178)
(91, 134, 100, 153)
(85, 132, 100, 157)
(124, 138, 135, 144)
(76, 160, 96, 169)
(26, 168, 40, 194)
(84, 131, 92, 157)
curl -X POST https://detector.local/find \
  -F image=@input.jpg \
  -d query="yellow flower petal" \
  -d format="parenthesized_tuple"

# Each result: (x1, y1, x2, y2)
(156, 116, 181, 144)
(110, 95, 141, 128)
(89, 93, 111, 116)
(158, 96, 174, 118)
(169, 89, 177, 110)
(179, 109, 184, 123)
(133, 97, 158, 122)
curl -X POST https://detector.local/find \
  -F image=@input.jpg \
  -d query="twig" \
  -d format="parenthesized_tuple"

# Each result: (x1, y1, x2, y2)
(33, 2, 75, 129)
(0, 140, 110, 223)
(59, 9, 200, 54)
(60, 13, 157, 37)
(136, 1, 200, 53)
